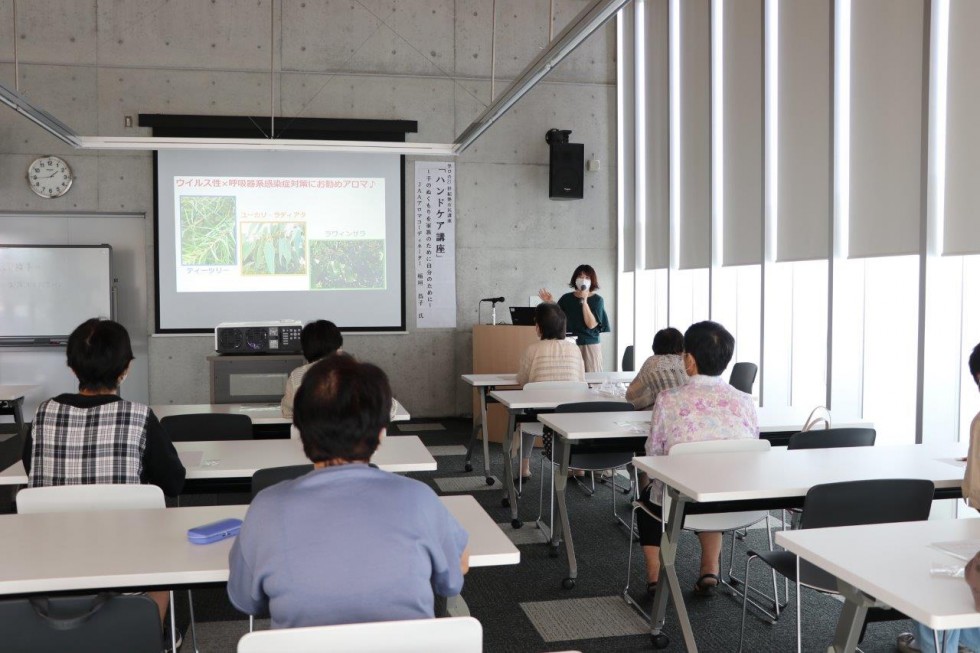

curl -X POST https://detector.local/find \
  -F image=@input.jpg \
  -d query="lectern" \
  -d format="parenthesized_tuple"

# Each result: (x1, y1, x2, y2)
(471, 325, 539, 443)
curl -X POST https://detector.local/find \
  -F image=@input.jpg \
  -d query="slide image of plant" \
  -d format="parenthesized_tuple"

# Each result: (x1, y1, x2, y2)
(179, 195, 238, 266)
(310, 239, 386, 290)
(240, 222, 307, 275)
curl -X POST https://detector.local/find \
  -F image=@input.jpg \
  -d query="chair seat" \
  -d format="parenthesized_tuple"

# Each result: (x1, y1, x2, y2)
(751, 549, 839, 593)
(569, 451, 634, 471)
(683, 510, 768, 533)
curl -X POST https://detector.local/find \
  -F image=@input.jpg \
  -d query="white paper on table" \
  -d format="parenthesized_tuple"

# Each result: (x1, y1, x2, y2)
(615, 420, 650, 434)
(178, 450, 204, 468)
(931, 540, 980, 562)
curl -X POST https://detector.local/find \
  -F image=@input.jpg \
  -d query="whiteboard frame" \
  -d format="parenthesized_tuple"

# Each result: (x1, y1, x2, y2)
(0, 244, 115, 346)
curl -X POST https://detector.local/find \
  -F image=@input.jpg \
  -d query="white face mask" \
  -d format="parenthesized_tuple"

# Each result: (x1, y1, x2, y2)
(576, 278, 591, 291)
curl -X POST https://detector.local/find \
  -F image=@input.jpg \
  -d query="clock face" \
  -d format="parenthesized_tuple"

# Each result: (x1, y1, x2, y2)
(28, 156, 73, 198)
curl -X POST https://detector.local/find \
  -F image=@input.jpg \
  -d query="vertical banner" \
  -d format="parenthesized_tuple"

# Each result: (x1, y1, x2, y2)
(414, 162, 457, 328)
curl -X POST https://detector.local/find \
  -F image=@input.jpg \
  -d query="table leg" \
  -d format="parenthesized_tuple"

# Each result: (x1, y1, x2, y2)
(500, 410, 521, 528)
(828, 582, 874, 653)
(552, 435, 577, 588)
(464, 389, 494, 485)
(649, 490, 697, 651)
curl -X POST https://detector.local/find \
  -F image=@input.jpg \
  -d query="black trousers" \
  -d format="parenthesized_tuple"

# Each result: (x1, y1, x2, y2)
(636, 484, 665, 547)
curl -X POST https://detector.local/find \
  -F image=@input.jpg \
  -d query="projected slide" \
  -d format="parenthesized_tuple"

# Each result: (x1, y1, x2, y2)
(174, 176, 386, 293)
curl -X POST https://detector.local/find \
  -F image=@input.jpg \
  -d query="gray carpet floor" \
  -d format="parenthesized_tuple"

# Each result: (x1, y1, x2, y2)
(159, 417, 915, 652)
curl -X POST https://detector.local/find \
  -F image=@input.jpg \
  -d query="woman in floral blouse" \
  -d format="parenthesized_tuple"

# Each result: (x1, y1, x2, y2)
(636, 321, 758, 596)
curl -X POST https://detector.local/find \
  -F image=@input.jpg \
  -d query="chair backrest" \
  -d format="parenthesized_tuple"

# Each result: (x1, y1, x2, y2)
(800, 479, 934, 530)
(787, 427, 876, 450)
(728, 362, 758, 394)
(160, 413, 253, 442)
(554, 401, 634, 414)
(237, 616, 483, 653)
(669, 438, 771, 456)
(622, 345, 635, 372)
(522, 381, 589, 391)
(1, 593, 163, 653)
(16, 484, 165, 514)
(251, 464, 314, 499)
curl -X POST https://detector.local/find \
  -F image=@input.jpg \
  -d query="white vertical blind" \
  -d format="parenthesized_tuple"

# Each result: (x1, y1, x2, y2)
(848, 0, 926, 259)
(722, 0, 764, 267)
(643, 0, 671, 269)
(943, 0, 980, 256)
(776, 0, 832, 262)
(679, 0, 712, 269)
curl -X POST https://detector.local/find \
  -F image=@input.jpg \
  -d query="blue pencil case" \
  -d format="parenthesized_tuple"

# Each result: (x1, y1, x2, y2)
(187, 518, 243, 544)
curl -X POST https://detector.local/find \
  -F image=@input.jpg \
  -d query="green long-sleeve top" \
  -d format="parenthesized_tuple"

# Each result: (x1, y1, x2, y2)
(557, 292, 611, 346)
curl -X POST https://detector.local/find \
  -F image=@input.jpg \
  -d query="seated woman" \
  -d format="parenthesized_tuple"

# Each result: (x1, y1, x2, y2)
(228, 354, 470, 629)
(637, 321, 758, 596)
(22, 318, 186, 631)
(625, 327, 688, 410)
(515, 302, 586, 478)
(281, 319, 343, 417)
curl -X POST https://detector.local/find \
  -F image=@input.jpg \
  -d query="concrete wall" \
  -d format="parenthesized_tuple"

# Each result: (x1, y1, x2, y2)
(0, 0, 617, 417)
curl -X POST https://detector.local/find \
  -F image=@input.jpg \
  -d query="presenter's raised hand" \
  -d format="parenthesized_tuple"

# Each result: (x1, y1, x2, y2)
(538, 288, 554, 303)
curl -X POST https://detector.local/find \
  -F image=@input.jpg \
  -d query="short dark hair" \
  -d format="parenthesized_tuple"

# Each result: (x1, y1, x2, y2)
(66, 318, 135, 392)
(568, 264, 600, 291)
(970, 342, 980, 386)
(683, 321, 735, 376)
(535, 302, 567, 340)
(301, 320, 343, 363)
(652, 327, 684, 355)
(293, 354, 392, 463)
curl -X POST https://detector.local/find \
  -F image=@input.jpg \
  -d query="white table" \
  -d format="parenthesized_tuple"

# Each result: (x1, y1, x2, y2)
(527, 407, 874, 586)
(487, 387, 632, 527)
(0, 495, 518, 596)
(460, 372, 635, 483)
(777, 518, 980, 652)
(152, 399, 411, 425)
(537, 411, 650, 585)
(632, 443, 966, 651)
(0, 435, 436, 486)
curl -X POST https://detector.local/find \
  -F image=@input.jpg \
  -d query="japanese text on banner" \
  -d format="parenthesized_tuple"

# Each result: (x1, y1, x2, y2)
(414, 162, 457, 328)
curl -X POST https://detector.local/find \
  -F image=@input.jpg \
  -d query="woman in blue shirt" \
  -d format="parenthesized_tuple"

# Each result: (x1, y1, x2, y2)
(228, 355, 470, 628)
(538, 264, 611, 372)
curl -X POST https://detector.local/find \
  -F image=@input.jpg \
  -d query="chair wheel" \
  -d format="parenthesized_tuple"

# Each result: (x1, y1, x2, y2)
(485, 477, 495, 486)
(651, 633, 670, 649)
(464, 463, 473, 472)
(511, 518, 523, 529)
(501, 497, 510, 508)
(549, 545, 560, 558)
(562, 577, 576, 589)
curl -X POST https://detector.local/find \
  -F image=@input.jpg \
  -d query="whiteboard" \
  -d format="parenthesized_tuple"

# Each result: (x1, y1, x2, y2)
(0, 245, 113, 343)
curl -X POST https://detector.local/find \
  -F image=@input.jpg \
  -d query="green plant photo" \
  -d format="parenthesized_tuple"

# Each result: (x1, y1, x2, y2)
(309, 239, 386, 290)
(240, 222, 307, 275)
(179, 195, 238, 266)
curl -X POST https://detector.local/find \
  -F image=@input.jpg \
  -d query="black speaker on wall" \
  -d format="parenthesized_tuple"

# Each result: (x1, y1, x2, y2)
(546, 128, 584, 200)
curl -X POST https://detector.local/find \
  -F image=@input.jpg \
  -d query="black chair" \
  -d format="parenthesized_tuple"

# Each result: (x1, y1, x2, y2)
(787, 427, 876, 450)
(1, 593, 162, 653)
(737, 479, 935, 652)
(622, 345, 635, 372)
(160, 413, 253, 442)
(539, 401, 638, 533)
(251, 464, 313, 498)
(728, 362, 758, 394)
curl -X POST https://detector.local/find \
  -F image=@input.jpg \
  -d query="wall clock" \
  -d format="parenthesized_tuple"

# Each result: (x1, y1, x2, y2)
(28, 156, 73, 198)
